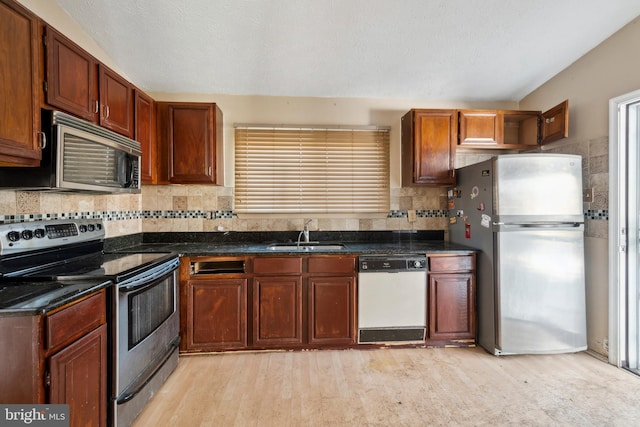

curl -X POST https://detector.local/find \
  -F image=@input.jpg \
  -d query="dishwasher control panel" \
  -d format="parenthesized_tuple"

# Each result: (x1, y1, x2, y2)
(359, 255, 426, 272)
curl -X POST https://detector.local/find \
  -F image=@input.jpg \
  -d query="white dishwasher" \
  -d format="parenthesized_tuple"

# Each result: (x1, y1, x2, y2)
(358, 255, 427, 343)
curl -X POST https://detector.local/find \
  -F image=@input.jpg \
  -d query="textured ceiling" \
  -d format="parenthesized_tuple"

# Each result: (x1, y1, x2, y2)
(54, 0, 640, 101)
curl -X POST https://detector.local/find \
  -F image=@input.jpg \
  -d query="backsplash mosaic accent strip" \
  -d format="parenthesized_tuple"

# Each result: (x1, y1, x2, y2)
(1, 209, 607, 225)
(585, 209, 609, 221)
(388, 210, 449, 218)
(0, 211, 143, 224)
(0, 210, 239, 224)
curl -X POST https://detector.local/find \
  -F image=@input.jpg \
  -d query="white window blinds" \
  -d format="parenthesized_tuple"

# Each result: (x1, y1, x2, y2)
(234, 125, 390, 214)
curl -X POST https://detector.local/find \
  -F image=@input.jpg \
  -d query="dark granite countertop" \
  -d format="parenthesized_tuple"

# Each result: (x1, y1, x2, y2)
(109, 230, 477, 257)
(0, 279, 111, 317)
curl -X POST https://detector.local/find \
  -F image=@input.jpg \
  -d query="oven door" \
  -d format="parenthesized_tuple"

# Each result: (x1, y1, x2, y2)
(113, 259, 179, 427)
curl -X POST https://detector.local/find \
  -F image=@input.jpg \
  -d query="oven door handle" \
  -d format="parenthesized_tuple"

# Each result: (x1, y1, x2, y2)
(115, 336, 180, 405)
(118, 262, 178, 294)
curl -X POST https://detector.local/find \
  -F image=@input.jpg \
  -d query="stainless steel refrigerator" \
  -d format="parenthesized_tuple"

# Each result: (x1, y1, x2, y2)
(449, 153, 587, 355)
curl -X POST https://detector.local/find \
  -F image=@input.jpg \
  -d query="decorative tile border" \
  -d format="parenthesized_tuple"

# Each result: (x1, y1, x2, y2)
(0, 211, 141, 224)
(585, 209, 609, 221)
(388, 209, 450, 218)
(0, 210, 238, 224)
(0, 209, 607, 225)
(141, 210, 209, 219)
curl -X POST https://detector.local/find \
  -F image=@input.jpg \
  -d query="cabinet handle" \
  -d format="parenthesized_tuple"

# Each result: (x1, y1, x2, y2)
(104, 105, 110, 119)
(545, 117, 555, 124)
(94, 100, 99, 114)
(38, 131, 47, 150)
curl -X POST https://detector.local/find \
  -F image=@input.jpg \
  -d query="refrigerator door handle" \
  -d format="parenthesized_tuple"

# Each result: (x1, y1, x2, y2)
(494, 222, 583, 229)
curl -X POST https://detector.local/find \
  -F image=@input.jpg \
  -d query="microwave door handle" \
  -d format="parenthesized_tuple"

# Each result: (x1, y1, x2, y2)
(118, 155, 134, 188)
(126, 156, 134, 188)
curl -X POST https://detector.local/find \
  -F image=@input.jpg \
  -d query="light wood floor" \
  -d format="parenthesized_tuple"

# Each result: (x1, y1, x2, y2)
(133, 347, 640, 426)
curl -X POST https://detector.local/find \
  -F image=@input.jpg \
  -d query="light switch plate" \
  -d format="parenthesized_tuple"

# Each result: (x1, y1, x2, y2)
(583, 188, 594, 203)
(407, 209, 417, 222)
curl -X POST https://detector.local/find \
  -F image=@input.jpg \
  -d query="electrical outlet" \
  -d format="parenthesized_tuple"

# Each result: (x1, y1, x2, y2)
(407, 209, 417, 222)
(583, 188, 594, 202)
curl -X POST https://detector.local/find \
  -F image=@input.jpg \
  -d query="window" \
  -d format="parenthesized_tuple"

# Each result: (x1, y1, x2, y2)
(234, 125, 390, 214)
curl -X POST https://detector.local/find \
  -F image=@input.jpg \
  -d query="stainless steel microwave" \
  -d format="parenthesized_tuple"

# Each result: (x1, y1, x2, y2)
(0, 109, 141, 194)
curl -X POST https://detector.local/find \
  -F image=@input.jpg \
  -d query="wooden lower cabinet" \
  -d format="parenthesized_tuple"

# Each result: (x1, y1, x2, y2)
(181, 255, 357, 351)
(46, 290, 108, 427)
(308, 275, 355, 345)
(252, 275, 303, 347)
(0, 289, 108, 427)
(48, 324, 108, 427)
(426, 254, 476, 346)
(184, 278, 247, 351)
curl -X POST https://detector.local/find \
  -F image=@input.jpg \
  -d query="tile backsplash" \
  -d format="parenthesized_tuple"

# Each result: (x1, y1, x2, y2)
(0, 184, 450, 238)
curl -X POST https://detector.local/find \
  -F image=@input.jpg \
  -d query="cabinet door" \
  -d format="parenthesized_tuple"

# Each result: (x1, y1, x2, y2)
(45, 26, 98, 122)
(157, 102, 220, 184)
(401, 109, 456, 186)
(0, 0, 41, 165)
(49, 324, 107, 427)
(540, 99, 569, 145)
(308, 276, 356, 345)
(427, 272, 475, 344)
(253, 276, 303, 347)
(459, 110, 503, 146)
(185, 278, 247, 351)
(135, 90, 155, 183)
(99, 65, 133, 137)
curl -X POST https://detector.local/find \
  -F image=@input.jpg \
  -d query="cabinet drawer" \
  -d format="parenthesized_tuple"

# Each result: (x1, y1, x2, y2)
(253, 257, 302, 274)
(46, 290, 106, 352)
(428, 255, 474, 272)
(308, 256, 356, 274)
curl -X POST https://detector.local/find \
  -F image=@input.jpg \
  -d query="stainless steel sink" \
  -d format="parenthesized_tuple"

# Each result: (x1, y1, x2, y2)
(267, 242, 345, 251)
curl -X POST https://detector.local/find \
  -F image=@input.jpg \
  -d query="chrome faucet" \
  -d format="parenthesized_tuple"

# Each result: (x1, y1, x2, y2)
(297, 219, 313, 247)
(303, 219, 312, 243)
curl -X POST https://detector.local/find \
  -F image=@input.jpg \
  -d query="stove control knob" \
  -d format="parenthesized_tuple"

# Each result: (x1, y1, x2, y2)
(87, 224, 95, 232)
(21, 230, 33, 240)
(79, 225, 87, 233)
(34, 228, 45, 238)
(413, 260, 422, 268)
(7, 231, 20, 242)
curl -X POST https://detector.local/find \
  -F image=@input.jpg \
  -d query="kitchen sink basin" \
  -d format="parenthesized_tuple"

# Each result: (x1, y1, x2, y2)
(267, 242, 345, 251)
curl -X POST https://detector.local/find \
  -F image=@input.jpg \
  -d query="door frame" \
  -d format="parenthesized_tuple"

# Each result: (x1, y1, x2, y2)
(609, 89, 640, 368)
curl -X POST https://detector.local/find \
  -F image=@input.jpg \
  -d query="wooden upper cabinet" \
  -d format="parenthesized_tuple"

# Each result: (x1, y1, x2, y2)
(99, 65, 133, 137)
(44, 25, 99, 122)
(157, 102, 222, 184)
(540, 99, 569, 145)
(135, 90, 156, 183)
(0, 0, 42, 166)
(401, 109, 456, 187)
(458, 100, 569, 149)
(45, 26, 135, 138)
(459, 110, 503, 145)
